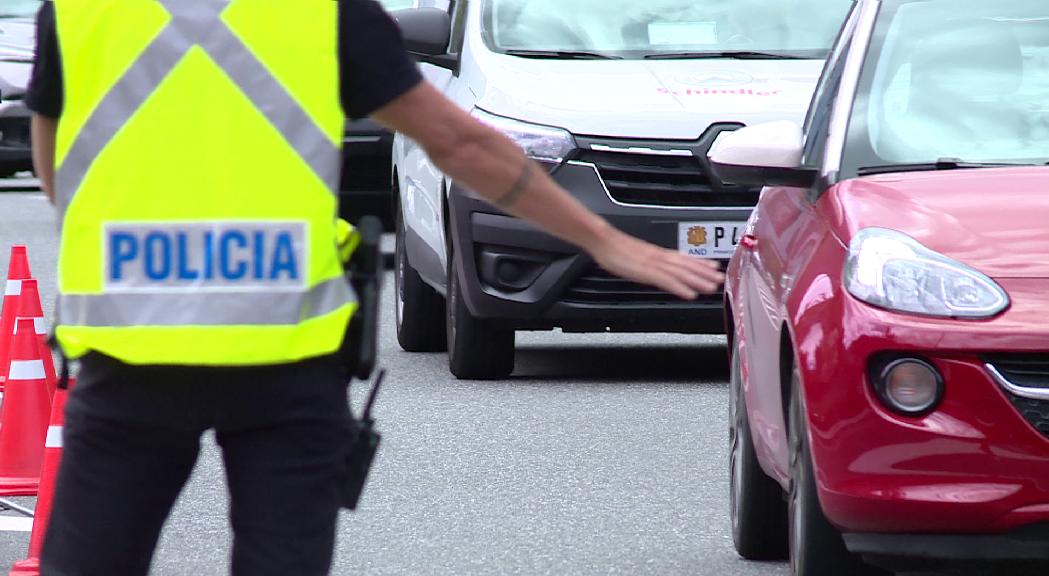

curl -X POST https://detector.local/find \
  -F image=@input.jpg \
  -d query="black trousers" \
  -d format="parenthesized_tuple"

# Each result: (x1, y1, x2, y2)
(40, 353, 352, 576)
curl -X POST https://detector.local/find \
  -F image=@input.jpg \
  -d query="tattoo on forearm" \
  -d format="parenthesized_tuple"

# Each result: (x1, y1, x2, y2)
(494, 159, 534, 209)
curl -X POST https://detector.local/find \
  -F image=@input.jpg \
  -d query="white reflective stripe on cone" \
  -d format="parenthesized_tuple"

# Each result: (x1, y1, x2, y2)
(46, 425, 63, 449)
(8, 360, 45, 381)
(4, 280, 21, 296)
(13, 317, 48, 335)
(0, 517, 33, 533)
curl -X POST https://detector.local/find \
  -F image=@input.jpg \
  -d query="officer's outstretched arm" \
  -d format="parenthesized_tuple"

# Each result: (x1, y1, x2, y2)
(372, 81, 724, 300)
(31, 114, 58, 204)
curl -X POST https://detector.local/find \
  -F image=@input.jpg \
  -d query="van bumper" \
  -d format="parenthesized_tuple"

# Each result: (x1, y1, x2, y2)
(447, 162, 751, 334)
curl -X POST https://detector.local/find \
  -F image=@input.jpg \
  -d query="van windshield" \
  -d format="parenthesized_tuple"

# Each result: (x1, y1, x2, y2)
(377, 0, 416, 11)
(482, 0, 852, 59)
(0, 0, 39, 18)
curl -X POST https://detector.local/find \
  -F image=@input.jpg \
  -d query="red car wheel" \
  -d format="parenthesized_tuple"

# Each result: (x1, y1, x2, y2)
(788, 368, 888, 576)
(729, 345, 788, 560)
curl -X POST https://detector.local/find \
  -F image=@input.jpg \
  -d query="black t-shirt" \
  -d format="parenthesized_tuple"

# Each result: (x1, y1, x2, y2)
(27, 0, 423, 120)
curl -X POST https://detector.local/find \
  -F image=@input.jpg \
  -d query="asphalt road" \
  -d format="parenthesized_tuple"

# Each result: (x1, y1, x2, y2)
(0, 188, 1035, 576)
(2, 189, 1036, 576)
(0, 191, 786, 575)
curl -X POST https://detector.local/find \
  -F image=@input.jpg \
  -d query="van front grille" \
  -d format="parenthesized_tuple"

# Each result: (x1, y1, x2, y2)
(563, 264, 725, 305)
(573, 129, 760, 209)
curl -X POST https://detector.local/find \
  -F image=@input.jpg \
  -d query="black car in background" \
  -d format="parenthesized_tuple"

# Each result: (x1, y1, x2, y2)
(339, 0, 416, 227)
(339, 117, 396, 228)
(0, 2, 35, 178)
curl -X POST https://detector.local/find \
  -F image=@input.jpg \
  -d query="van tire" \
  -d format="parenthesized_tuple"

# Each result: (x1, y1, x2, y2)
(394, 201, 447, 352)
(446, 240, 515, 380)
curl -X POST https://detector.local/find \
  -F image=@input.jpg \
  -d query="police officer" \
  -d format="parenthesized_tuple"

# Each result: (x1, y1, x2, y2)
(26, 1, 724, 575)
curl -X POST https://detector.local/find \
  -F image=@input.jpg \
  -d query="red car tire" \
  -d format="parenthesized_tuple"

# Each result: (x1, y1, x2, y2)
(789, 369, 888, 576)
(730, 345, 789, 560)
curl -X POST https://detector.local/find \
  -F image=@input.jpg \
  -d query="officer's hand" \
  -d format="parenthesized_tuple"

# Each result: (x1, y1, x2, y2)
(589, 231, 725, 300)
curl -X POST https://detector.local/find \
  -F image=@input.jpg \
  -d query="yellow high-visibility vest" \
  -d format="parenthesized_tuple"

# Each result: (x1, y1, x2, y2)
(53, 0, 356, 366)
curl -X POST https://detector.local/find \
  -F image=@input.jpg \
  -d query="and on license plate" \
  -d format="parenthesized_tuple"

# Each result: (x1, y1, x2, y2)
(678, 221, 745, 259)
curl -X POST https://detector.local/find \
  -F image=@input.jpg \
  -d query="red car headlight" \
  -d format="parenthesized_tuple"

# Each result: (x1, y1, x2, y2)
(844, 228, 1009, 319)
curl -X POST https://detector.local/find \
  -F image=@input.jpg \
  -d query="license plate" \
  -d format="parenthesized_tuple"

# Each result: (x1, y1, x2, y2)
(678, 221, 745, 259)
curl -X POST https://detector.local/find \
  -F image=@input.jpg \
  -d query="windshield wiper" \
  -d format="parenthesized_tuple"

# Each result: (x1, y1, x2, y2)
(857, 158, 1032, 176)
(504, 49, 623, 60)
(644, 50, 809, 60)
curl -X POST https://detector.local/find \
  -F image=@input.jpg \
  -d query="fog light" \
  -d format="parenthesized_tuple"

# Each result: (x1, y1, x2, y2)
(477, 250, 547, 292)
(875, 358, 943, 416)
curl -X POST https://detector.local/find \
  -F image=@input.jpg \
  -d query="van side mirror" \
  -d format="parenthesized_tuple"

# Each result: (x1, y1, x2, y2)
(707, 121, 818, 188)
(391, 8, 459, 71)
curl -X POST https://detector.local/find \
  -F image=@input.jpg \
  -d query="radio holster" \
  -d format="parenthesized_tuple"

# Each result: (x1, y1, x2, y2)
(340, 216, 385, 510)
(343, 216, 383, 381)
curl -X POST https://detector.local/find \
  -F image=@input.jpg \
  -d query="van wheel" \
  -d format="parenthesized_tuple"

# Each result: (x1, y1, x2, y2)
(730, 345, 789, 560)
(788, 369, 889, 576)
(446, 240, 514, 380)
(394, 202, 447, 352)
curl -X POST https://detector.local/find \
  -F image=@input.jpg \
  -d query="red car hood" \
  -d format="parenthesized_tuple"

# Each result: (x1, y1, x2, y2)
(826, 167, 1049, 279)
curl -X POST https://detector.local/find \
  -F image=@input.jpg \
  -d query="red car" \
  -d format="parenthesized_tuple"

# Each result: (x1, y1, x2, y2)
(708, 1, 1049, 574)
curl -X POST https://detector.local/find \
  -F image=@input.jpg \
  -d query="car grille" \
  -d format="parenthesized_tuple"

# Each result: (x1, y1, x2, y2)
(985, 354, 1049, 438)
(1007, 396, 1049, 437)
(572, 130, 760, 209)
(0, 117, 30, 147)
(563, 264, 725, 305)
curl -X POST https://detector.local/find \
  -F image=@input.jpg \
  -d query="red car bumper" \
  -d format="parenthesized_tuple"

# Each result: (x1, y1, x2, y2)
(794, 276, 1049, 537)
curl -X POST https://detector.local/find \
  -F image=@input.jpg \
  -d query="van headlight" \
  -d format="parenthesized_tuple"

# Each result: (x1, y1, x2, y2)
(472, 109, 575, 165)
(0, 48, 33, 63)
(844, 228, 1009, 319)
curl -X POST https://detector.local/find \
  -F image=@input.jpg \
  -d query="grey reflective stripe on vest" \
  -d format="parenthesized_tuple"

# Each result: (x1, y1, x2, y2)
(59, 276, 354, 327)
(55, 0, 340, 217)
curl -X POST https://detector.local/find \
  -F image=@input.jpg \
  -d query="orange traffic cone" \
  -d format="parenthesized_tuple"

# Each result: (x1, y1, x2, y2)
(0, 246, 32, 388)
(12, 281, 57, 400)
(0, 318, 52, 496)
(9, 379, 73, 576)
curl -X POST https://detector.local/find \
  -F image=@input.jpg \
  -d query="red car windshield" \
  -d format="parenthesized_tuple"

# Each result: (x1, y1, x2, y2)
(843, 0, 1049, 174)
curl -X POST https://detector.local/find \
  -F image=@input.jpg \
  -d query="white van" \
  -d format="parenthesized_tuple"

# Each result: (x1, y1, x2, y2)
(391, 0, 853, 379)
